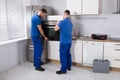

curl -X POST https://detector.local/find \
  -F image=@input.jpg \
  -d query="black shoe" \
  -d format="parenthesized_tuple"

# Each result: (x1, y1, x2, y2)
(67, 68, 71, 71)
(35, 67, 45, 71)
(56, 70, 66, 74)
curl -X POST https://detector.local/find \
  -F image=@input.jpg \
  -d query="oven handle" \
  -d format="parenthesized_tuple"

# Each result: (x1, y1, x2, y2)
(46, 26, 55, 28)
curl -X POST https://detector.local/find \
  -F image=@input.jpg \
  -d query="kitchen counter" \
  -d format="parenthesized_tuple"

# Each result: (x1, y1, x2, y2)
(73, 37, 120, 43)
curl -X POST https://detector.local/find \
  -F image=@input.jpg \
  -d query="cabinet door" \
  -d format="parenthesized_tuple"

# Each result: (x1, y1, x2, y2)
(104, 57, 120, 68)
(71, 41, 82, 63)
(66, 0, 82, 15)
(104, 47, 120, 58)
(82, 0, 99, 14)
(48, 41, 60, 60)
(104, 42, 120, 68)
(8, 43, 19, 68)
(0, 45, 9, 73)
(83, 41, 103, 66)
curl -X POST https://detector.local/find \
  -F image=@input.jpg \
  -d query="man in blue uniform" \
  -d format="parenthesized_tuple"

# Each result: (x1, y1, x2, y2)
(54, 10, 73, 74)
(31, 8, 48, 71)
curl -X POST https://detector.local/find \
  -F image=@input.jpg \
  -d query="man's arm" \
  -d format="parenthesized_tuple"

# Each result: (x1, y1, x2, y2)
(54, 21, 60, 31)
(54, 25, 60, 31)
(37, 25, 48, 41)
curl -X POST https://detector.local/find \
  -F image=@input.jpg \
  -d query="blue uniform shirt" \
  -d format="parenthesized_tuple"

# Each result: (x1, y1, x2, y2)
(58, 18, 73, 44)
(31, 15, 42, 37)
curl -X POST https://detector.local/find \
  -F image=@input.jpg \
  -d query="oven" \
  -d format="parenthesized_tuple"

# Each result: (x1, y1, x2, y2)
(42, 21, 60, 41)
(42, 15, 63, 41)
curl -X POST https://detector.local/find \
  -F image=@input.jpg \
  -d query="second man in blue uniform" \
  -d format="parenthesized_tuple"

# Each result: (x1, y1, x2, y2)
(54, 10, 73, 74)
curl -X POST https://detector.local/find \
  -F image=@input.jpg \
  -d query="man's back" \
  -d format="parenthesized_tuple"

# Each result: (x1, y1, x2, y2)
(58, 18, 73, 44)
(31, 15, 42, 37)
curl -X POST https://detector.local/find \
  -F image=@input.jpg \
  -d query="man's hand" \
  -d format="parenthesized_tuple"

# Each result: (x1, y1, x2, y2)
(37, 25, 48, 41)
(44, 36, 48, 41)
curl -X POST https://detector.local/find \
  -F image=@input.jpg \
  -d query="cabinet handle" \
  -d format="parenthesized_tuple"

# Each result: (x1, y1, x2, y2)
(29, 48, 34, 50)
(91, 43, 95, 45)
(114, 59, 120, 61)
(115, 49, 120, 51)
(115, 44, 120, 46)
(74, 12, 78, 14)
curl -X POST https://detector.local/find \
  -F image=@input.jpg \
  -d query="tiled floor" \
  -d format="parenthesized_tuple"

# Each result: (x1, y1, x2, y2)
(0, 62, 120, 80)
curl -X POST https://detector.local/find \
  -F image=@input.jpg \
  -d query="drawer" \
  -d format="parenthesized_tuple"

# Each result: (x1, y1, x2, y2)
(104, 57, 120, 68)
(104, 47, 120, 58)
(104, 42, 120, 48)
(72, 40, 82, 43)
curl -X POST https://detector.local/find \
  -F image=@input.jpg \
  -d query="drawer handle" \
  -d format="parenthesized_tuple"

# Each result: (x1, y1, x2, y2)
(114, 59, 120, 61)
(91, 43, 95, 45)
(115, 44, 120, 46)
(29, 48, 34, 50)
(115, 49, 120, 51)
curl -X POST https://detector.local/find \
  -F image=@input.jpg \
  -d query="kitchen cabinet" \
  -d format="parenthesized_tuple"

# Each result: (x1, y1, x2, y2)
(82, 0, 99, 14)
(71, 40, 83, 63)
(8, 43, 19, 68)
(66, 0, 99, 15)
(48, 41, 60, 60)
(0, 45, 9, 73)
(104, 42, 120, 68)
(48, 40, 83, 63)
(0, 40, 27, 73)
(83, 41, 103, 66)
(66, 0, 82, 15)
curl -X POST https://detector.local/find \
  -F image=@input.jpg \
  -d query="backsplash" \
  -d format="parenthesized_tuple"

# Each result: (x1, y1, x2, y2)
(71, 14, 120, 38)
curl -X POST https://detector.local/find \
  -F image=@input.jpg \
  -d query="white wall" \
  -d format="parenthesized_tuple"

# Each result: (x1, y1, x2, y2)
(0, 40, 27, 73)
(35, 0, 120, 38)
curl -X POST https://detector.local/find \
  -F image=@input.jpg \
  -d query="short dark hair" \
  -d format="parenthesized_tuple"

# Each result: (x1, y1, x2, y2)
(41, 8, 47, 14)
(64, 10, 70, 15)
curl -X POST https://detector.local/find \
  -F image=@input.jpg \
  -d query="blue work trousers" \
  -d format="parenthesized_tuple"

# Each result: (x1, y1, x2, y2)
(31, 36, 43, 68)
(59, 43, 72, 72)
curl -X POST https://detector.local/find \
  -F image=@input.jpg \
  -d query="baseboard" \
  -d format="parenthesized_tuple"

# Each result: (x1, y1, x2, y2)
(110, 67, 120, 72)
(48, 59, 120, 72)
(48, 59, 82, 67)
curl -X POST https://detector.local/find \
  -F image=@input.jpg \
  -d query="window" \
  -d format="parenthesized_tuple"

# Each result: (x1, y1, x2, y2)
(0, 0, 26, 42)
(0, 0, 9, 41)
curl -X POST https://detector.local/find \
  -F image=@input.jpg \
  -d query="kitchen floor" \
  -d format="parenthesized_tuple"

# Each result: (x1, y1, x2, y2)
(0, 62, 120, 80)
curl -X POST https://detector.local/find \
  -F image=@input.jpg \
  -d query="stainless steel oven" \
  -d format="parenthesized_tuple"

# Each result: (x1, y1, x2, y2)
(43, 21, 60, 41)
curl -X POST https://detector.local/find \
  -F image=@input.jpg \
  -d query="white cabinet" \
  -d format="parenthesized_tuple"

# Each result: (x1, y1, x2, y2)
(8, 43, 19, 68)
(48, 41, 60, 60)
(66, 0, 82, 15)
(71, 40, 82, 63)
(47, 40, 83, 63)
(82, 0, 99, 14)
(66, 0, 99, 15)
(83, 41, 103, 66)
(104, 42, 120, 68)
(0, 40, 27, 73)
(0, 45, 9, 73)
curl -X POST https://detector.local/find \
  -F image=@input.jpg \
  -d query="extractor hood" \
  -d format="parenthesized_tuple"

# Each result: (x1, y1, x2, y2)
(113, 0, 120, 13)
